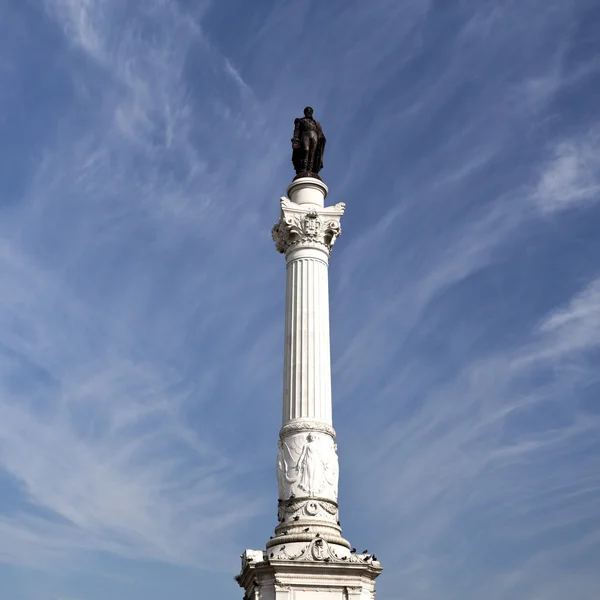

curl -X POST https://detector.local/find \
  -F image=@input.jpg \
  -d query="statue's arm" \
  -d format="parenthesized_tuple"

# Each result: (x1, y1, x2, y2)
(292, 118, 301, 146)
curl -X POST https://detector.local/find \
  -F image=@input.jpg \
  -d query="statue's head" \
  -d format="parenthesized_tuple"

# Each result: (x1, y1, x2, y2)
(303, 106, 314, 118)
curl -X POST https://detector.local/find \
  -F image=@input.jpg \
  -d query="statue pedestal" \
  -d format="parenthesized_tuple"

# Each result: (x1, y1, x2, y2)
(237, 177, 382, 599)
(237, 549, 382, 600)
(287, 177, 328, 208)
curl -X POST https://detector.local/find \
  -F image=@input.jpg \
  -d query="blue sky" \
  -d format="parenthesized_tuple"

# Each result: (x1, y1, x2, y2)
(0, 0, 599, 598)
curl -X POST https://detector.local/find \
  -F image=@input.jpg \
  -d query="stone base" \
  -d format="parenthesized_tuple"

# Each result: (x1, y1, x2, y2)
(237, 547, 382, 600)
(270, 496, 350, 554)
(286, 177, 328, 207)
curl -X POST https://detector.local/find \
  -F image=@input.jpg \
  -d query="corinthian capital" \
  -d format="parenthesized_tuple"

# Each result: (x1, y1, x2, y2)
(272, 198, 345, 255)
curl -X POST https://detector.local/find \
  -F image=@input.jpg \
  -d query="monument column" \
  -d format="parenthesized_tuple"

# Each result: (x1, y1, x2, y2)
(269, 178, 347, 553)
(237, 108, 382, 600)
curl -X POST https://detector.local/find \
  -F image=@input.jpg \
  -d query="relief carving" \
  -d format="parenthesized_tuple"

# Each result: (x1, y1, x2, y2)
(277, 498, 338, 524)
(272, 199, 345, 255)
(277, 433, 339, 500)
(272, 538, 379, 565)
(304, 213, 321, 237)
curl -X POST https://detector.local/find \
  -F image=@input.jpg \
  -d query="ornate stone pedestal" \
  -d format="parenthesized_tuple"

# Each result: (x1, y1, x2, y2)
(237, 177, 382, 599)
(237, 548, 381, 600)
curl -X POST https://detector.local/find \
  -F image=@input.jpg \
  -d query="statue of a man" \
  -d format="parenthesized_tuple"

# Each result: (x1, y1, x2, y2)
(291, 106, 326, 177)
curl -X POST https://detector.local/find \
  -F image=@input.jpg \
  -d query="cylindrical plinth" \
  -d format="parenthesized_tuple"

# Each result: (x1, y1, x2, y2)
(287, 177, 328, 207)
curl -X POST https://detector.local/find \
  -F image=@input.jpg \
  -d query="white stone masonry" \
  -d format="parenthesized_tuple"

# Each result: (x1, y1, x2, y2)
(237, 177, 382, 600)
(270, 180, 346, 552)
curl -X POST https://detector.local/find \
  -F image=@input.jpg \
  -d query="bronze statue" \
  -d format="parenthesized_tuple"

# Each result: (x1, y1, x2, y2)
(291, 106, 326, 178)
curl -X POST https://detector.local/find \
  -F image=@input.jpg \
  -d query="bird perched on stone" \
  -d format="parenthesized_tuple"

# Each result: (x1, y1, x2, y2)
(293, 515, 300, 521)
(350, 547, 356, 553)
(303, 527, 310, 532)
(362, 549, 368, 553)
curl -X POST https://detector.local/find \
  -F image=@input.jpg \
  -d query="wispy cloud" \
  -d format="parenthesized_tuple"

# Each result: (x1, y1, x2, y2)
(0, 242, 261, 572)
(342, 275, 600, 599)
(0, 0, 272, 576)
(534, 130, 600, 214)
(1, 1, 600, 599)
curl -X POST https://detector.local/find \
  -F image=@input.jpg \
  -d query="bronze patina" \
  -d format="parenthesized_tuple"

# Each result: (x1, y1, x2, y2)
(291, 106, 326, 179)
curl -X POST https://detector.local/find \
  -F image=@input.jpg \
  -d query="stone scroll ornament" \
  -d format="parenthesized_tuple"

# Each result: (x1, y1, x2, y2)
(272, 199, 345, 255)
(277, 433, 339, 500)
(291, 106, 326, 179)
(273, 538, 380, 565)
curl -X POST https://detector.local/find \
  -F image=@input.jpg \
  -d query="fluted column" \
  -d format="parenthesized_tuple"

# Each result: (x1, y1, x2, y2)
(237, 176, 382, 600)
(283, 247, 332, 424)
(270, 178, 349, 554)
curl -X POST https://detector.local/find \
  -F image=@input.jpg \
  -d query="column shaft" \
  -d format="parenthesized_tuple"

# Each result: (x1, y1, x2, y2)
(283, 248, 332, 425)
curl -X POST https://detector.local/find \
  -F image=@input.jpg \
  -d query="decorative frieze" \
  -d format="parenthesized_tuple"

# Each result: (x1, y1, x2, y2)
(272, 538, 380, 566)
(280, 419, 336, 440)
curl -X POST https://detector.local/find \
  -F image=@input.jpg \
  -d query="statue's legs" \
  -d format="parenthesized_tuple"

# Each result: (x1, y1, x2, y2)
(308, 138, 317, 172)
(301, 139, 311, 172)
(302, 132, 319, 172)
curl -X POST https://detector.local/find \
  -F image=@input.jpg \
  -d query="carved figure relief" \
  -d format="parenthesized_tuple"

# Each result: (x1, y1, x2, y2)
(297, 433, 321, 494)
(277, 433, 339, 500)
(276, 440, 287, 497)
